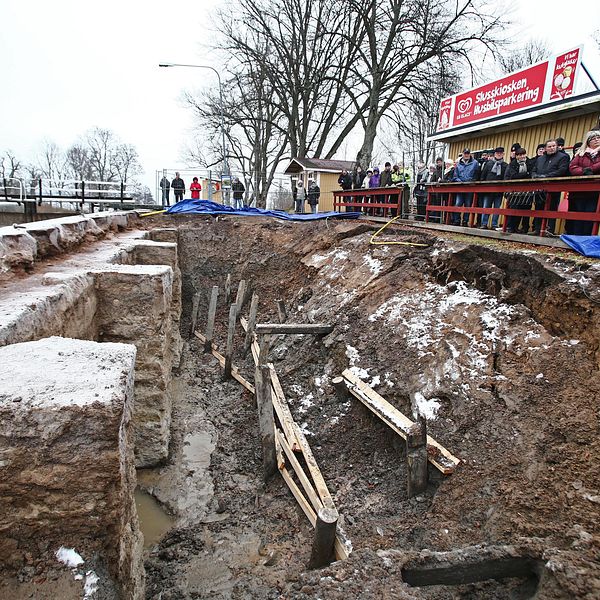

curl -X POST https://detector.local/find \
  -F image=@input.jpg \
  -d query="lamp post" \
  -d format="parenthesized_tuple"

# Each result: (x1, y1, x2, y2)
(159, 62, 230, 203)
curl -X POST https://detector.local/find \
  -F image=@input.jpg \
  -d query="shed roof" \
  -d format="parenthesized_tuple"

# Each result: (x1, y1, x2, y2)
(283, 157, 356, 174)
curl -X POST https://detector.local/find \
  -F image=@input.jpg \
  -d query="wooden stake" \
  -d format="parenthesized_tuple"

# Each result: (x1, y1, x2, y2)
(309, 507, 339, 569)
(243, 294, 259, 356)
(258, 334, 271, 366)
(235, 279, 247, 317)
(190, 291, 201, 337)
(204, 286, 219, 353)
(332, 376, 349, 402)
(276, 299, 287, 323)
(255, 364, 277, 481)
(223, 303, 237, 380)
(225, 273, 232, 304)
(406, 416, 428, 498)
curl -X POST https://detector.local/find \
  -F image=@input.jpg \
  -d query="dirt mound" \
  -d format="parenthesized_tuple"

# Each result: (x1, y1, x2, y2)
(146, 216, 600, 599)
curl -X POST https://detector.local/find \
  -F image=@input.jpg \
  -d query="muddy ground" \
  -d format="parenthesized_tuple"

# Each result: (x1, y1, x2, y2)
(139, 215, 600, 599)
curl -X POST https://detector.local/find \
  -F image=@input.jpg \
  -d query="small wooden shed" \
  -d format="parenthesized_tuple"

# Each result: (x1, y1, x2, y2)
(283, 158, 356, 212)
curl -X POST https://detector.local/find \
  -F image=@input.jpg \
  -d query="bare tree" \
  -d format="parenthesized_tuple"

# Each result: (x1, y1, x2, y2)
(84, 127, 118, 182)
(497, 38, 550, 74)
(66, 144, 92, 180)
(113, 144, 141, 183)
(37, 141, 69, 191)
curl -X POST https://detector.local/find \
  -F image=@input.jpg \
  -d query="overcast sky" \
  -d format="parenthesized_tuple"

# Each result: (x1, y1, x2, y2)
(0, 0, 598, 197)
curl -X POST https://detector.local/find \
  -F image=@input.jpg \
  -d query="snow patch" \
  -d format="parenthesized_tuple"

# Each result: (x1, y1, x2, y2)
(363, 254, 383, 276)
(84, 571, 99, 598)
(56, 547, 84, 568)
(413, 392, 441, 420)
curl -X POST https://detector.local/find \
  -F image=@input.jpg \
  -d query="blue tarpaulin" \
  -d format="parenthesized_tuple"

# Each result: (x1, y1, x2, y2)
(165, 199, 361, 221)
(560, 235, 600, 258)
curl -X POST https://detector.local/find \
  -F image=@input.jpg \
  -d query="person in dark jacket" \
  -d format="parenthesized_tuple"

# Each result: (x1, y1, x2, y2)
(414, 162, 429, 221)
(160, 175, 171, 206)
(504, 147, 534, 233)
(530, 139, 570, 235)
(171, 172, 185, 203)
(352, 165, 366, 189)
(307, 179, 320, 214)
(338, 169, 353, 212)
(232, 177, 245, 209)
(452, 149, 480, 226)
(380, 162, 393, 187)
(567, 130, 600, 235)
(479, 147, 508, 229)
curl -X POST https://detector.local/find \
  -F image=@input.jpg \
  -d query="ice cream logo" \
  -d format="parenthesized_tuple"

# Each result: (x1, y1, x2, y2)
(457, 98, 472, 114)
(550, 49, 579, 100)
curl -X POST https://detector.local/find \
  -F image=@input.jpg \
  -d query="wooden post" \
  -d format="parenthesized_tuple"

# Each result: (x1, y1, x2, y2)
(332, 376, 349, 402)
(309, 507, 339, 569)
(225, 273, 232, 304)
(255, 364, 277, 481)
(190, 291, 201, 337)
(244, 293, 259, 356)
(406, 416, 428, 498)
(258, 334, 271, 365)
(276, 299, 287, 323)
(223, 303, 237, 379)
(204, 286, 219, 353)
(235, 279, 247, 317)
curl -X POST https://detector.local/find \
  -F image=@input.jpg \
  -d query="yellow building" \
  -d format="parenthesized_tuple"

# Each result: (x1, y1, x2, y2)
(283, 158, 356, 212)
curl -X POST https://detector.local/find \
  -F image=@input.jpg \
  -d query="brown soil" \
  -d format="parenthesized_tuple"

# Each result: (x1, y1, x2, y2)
(142, 216, 599, 598)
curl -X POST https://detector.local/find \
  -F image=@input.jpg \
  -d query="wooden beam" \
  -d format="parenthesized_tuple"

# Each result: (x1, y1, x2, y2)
(194, 332, 254, 394)
(255, 364, 278, 481)
(258, 334, 271, 365)
(235, 279, 247, 316)
(190, 291, 201, 338)
(268, 364, 302, 452)
(276, 299, 287, 323)
(223, 303, 237, 380)
(255, 323, 334, 335)
(240, 316, 260, 365)
(204, 286, 219, 353)
(309, 507, 339, 569)
(243, 294, 259, 357)
(224, 273, 232, 304)
(275, 428, 322, 512)
(342, 369, 460, 475)
(406, 416, 428, 497)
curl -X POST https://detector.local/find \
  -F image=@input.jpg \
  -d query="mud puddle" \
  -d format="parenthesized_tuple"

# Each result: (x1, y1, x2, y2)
(134, 488, 174, 548)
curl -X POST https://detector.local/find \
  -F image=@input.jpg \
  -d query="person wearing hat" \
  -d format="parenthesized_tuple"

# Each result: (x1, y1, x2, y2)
(556, 137, 567, 155)
(567, 130, 600, 235)
(451, 148, 480, 226)
(505, 147, 534, 234)
(232, 177, 245, 209)
(479, 146, 508, 229)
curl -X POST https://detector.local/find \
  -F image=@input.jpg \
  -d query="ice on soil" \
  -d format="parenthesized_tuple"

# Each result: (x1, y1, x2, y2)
(363, 254, 383, 276)
(84, 571, 99, 598)
(56, 547, 84, 568)
(346, 344, 380, 386)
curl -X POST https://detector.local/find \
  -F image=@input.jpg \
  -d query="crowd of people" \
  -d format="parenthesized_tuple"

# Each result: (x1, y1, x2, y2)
(337, 129, 600, 235)
(159, 173, 247, 209)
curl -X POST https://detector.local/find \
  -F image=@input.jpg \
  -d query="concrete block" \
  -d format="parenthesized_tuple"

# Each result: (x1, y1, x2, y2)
(0, 337, 144, 598)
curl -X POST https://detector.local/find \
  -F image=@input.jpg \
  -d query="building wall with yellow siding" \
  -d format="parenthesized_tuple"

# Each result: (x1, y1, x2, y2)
(448, 113, 599, 159)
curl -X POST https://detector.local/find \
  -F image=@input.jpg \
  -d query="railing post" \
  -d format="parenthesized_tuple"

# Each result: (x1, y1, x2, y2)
(2, 178, 7, 201)
(593, 192, 600, 236)
(38, 178, 43, 206)
(120, 181, 124, 207)
(469, 192, 478, 228)
(81, 181, 85, 208)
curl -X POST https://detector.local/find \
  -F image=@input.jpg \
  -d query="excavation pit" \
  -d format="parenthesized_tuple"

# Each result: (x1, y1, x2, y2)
(1, 212, 599, 599)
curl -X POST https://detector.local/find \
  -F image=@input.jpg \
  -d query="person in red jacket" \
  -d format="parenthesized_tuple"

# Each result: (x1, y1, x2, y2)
(190, 177, 202, 200)
(568, 130, 600, 235)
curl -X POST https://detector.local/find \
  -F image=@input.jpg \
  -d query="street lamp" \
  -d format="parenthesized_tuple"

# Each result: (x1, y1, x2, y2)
(159, 62, 230, 203)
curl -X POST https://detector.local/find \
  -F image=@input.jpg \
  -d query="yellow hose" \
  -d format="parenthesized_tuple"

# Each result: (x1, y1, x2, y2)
(140, 209, 167, 217)
(369, 215, 429, 247)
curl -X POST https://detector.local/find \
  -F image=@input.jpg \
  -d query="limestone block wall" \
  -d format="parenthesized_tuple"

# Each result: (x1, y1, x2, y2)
(0, 337, 144, 599)
(94, 265, 175, 467)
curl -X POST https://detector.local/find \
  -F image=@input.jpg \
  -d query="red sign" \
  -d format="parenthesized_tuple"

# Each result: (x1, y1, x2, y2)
(436, 47, 583, 132)
(437, 98, 452, 130)
(452, 62, 548, 127)
(549, 48, 580, 100)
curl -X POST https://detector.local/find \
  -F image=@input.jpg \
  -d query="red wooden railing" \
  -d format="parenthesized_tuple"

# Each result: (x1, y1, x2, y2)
(333, 177, 600, 237)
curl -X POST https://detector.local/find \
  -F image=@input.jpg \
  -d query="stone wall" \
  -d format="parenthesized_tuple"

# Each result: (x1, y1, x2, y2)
(0, 337, 144, 598)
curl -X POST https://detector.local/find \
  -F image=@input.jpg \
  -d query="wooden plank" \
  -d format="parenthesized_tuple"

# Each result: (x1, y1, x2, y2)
(255, 323, 334, 335)
(277, 462, 349, 561)
(190, 291, 201, 337)
(243, 294, 259, 356)
(240, 316, 260, 365)
(204, 286, 219, 353)
(224, 303, 237, 379)
(194, 332, 255, 394)
(258, 334, 271, 365)
(276, 428, 322, 513)
(225, 273, 232, 303)
(268, 364, 302, 452)
(289, 413, 336, 510)
(235, 279, 247, 316)
(342, 369, 460, 475)
(406, 416, 428, 497)
(255, 364, 278, 481)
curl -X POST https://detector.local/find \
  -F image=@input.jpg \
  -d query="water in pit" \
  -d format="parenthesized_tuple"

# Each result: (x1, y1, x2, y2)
(134, 488, 174, 548)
